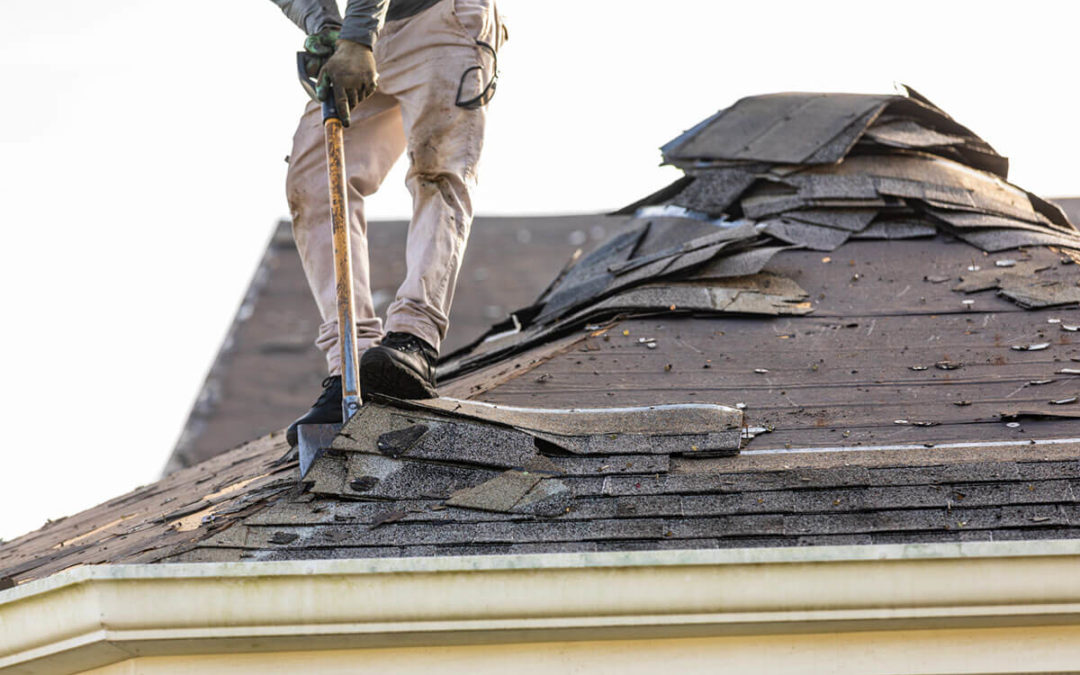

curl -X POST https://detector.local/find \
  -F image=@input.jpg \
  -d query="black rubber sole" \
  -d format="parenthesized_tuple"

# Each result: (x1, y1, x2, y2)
(360, 348, 439, 401)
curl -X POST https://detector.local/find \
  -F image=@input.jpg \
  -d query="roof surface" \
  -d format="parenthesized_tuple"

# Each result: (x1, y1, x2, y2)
(168, 215, 602, 473)
(4, 89, 1080, 587)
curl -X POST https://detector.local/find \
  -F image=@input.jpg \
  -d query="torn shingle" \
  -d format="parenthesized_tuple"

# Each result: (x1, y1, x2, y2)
(953, 228, 1080, 253)
(693, 245, 793, 279)
(863, 118, 971, 149)
(761, 219, 852, 251)
(783, 208, 878, 232)
(997, 279, 1080, 309)
(663, 93, 893, 165)
(399, 397, 743, 437)
(669, 165, 766, 215)
(951, 262, 1048, 293)
(513, 478, 573, 517)
(577, 278, 813, 320)
(337, 453, 496, 501)
(445, 470, 543, 513)
(850, 218, 937, 240)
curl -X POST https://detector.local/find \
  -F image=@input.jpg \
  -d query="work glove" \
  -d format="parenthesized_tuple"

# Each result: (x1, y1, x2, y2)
(318, 39, 378, 126)
(302, 27, 339, 79)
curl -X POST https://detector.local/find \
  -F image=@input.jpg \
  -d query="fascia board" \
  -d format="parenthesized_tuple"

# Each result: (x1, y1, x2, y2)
(3, 540, 1080, 673)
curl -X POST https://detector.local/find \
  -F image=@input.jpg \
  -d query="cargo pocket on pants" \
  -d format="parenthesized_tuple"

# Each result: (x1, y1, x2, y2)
(450, 0, 500, 109)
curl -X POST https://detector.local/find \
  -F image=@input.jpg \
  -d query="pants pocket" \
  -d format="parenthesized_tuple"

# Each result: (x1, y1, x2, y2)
(449, 0, 500, 108)
(450, 0, 491, 45)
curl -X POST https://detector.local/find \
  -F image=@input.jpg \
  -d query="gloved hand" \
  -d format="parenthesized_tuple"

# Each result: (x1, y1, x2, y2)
(318, 39, 378, 126)
(302, 27, 339, 79)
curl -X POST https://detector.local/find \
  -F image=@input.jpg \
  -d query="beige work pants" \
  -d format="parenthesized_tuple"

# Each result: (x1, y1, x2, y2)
(285, 0, 501, 375)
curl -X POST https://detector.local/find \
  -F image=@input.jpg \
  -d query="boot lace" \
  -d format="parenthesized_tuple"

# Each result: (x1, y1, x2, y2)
(314, 376, 341, 405)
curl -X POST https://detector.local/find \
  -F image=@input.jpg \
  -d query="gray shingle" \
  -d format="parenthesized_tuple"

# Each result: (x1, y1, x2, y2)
(549, 454, 670, 476)
(444, 470, 541, 513)
(339, 454, 496, 500)
(867, 463, 1022, 486)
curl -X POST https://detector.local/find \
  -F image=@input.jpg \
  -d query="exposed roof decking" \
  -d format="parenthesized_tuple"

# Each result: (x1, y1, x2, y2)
(471, 237, 1080, 448)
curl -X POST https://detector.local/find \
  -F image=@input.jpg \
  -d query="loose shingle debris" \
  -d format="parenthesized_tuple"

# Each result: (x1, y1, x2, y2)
(646, 90, 1076, 255)
(999, 279, 1080, 309)
(441, 86, 1078, 380)
(952, 262, 1051, 293)
(306, 396, 743, 516)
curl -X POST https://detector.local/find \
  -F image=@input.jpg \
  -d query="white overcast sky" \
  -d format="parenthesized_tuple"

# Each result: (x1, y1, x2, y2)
(0, 1, 1077, 541)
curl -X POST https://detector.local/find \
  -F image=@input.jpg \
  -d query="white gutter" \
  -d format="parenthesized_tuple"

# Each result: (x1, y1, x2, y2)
(3, 540, 1080, 674)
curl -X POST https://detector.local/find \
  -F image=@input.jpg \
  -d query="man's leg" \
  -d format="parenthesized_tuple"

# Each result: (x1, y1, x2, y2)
(286, 94, 407, 374)
(359, 0, 501, 398)
(284, 94, 406, 440)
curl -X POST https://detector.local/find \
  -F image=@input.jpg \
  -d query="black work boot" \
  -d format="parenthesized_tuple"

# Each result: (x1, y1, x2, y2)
(359, 332, 439, 400)
(286, 375, 343, 447)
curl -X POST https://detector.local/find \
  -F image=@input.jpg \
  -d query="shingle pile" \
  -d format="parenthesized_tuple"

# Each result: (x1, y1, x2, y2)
(303, 395, 742, 518)
(629, 86, 1079, 253)
(439, 87, 1080, 380)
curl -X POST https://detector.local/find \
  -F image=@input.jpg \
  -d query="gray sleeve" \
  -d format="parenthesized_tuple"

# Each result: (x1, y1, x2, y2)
(340, 0, 390, 47)
(269, 0, 343, 35)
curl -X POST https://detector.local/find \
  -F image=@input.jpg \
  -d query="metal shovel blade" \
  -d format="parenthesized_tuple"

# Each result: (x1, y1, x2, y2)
(297, 422, 342, 479)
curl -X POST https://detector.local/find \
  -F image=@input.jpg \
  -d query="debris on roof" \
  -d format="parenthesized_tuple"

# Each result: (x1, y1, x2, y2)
(440, 86, 1078, 381)
(302, 396, 742, 515)
(4, 89, 1080, 585)
(644, 90, 1076, 254)
(998, 278, 1080, 309)
(660, 87, 1006, 175)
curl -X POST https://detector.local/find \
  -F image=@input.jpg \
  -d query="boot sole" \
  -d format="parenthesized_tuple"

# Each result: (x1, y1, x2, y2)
(360, 349, 439, 401)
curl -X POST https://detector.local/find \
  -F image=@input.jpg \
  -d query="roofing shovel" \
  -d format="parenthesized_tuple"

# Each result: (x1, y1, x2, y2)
(295, 54, 362, 478)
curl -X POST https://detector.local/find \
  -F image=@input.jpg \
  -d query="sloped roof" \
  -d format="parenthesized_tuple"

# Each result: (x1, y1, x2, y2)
(168, 216, 609, 474)
(4, 88, 1080, 586)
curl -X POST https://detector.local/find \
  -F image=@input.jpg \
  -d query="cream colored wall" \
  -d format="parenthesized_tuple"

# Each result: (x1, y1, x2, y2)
(81, 625, 1080, 675)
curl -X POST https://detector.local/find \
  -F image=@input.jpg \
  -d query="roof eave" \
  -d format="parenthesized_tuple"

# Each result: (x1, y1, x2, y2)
(4, 540, 1080, 673)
